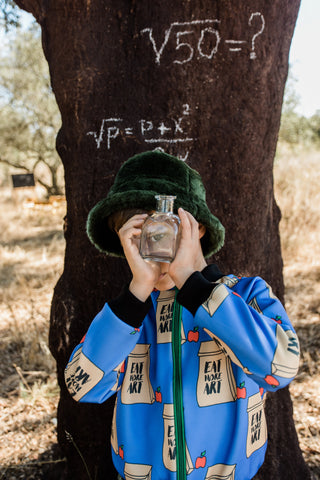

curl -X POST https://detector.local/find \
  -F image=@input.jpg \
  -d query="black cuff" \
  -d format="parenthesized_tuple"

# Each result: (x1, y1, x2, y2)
(177, 271, 218, 316)
(109, 285, 152, 328)
(201, 264, 224, 282)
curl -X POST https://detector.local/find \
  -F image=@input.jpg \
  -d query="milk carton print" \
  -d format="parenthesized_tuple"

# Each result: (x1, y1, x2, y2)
(111, 360, 126, 393)
(204, 463, 236, 480)
(121, 344, 155, 405)
(156, 291, 186, 344)
(265, 281, 278, 300)
(203, 329, 253, 376)
(111, 396, 118, 455)
(197, 340, 237, 407)
(248, 297, 262, 314)
(246, 392, 267, 457)
(162, 404, 194, 474)
(124, 462, 152, 480)
(271, 325, 300, 378)
(64, 346, 104, 401)
(202, 284, 229, 317)
(216, 275, 240, 288)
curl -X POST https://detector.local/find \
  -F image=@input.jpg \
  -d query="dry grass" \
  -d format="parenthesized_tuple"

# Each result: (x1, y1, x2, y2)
(274, 144, 320, 479)
(0, 187, 65, 479)
(274, 144, 320, 264)
(0, 146, 319, 479)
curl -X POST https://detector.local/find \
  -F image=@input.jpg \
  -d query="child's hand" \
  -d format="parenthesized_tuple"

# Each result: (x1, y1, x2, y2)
(169, 208, 207, 289)
(118, 214, 161, 301)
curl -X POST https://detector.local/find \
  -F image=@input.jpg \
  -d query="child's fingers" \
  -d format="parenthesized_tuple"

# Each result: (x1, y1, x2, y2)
(120, 213, 148, 230)
(130, 213, 148, 221)
(178, 208, 199, 237)
(119, 227, 141, 240)
(178, 208, 191, 232)
(118, 214, 147, 237)
(185, 211, 199, 235)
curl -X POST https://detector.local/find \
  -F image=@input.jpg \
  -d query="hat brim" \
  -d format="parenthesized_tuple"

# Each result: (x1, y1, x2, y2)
(87, 189, 225, 258)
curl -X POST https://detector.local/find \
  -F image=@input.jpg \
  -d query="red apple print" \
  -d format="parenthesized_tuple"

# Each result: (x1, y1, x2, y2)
(188, 327, 199, 342)
(80, 334, 86, 343)
(232, 292, 241, 298)
(237, 382, 247, 399)
(264, 375, 280, 387)
(119, 445, 124, 459)
(155, 387, 162, 403)
(130, 328, 140, 335)
(120, 361, 125, 373)
(272, 315, 282, 324)
(259, 387, 264, 397)
(195, 451, 207, 469)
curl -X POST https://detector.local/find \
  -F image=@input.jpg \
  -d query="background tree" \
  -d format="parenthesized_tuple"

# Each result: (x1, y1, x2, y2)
(278, 71, 309, 146)
(0, 0, 20, 30)
(0, 24, 63, 196)
(308, 111, 320, 145)
(278, 68, 320, 148)
(12, 1, 310, 479)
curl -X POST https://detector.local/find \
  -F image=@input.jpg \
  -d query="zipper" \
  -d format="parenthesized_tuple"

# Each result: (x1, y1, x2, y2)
(172, 290, 186, 480)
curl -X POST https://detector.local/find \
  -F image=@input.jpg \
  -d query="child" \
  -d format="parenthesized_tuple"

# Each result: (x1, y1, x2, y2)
(65, 150, 300, 480)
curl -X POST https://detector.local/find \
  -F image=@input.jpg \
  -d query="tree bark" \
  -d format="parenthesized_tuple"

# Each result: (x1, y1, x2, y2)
(14, 1, 309, 479)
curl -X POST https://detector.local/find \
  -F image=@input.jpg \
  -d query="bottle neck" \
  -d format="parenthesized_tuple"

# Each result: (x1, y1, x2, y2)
(155, 195, 176, 213)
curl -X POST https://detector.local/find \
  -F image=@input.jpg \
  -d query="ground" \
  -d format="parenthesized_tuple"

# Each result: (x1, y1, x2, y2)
(0, 189, 65, 480)
(0, 146, 319, 479)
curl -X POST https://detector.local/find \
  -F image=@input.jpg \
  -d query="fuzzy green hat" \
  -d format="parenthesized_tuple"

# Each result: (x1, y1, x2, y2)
(87, 151, 225, 258)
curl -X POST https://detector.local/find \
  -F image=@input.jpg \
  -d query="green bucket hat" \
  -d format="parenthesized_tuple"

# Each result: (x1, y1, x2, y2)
(87, 151, 225, 258)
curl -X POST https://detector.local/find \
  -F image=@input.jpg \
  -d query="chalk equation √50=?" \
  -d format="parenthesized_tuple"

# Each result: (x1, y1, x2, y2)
(140, 12, 265, 65)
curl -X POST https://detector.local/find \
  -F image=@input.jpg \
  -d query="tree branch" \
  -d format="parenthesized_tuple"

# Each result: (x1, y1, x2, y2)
(0, 156, 30, 172)
(36, 176, 50, 191)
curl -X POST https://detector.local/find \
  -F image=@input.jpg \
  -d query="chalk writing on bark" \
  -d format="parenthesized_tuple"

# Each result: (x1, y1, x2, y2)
(140, 13, 265, 65)
(87, 104, 194, 161)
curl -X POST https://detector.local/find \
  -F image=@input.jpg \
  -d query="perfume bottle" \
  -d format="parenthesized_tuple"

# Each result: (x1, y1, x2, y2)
(140, 195, 181, 263)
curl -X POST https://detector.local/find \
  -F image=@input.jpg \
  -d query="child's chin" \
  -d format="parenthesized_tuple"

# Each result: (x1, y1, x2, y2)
(154, 276, 175, 291)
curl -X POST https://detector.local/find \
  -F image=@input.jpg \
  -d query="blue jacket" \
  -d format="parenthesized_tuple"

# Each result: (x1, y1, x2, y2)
(65, 265, 300, 480)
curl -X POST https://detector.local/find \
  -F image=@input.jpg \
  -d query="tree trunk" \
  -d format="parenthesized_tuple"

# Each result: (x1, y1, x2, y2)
(14, 1, 309, 479)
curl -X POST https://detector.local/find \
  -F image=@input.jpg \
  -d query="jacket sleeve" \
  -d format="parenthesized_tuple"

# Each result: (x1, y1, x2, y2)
(64, 288, 151, 403)
(178, 273, 300, 391)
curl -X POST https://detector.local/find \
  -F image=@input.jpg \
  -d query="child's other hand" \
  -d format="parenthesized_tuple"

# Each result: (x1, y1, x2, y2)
(169, 208, 207, 289)
(118, 214, 161, 301)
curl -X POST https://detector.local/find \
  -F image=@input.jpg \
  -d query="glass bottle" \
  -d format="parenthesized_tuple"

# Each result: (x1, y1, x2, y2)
(140, 195, 180, 263)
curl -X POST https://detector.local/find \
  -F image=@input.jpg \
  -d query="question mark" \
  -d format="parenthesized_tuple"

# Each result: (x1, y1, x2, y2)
(248, 12, 265, 60)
